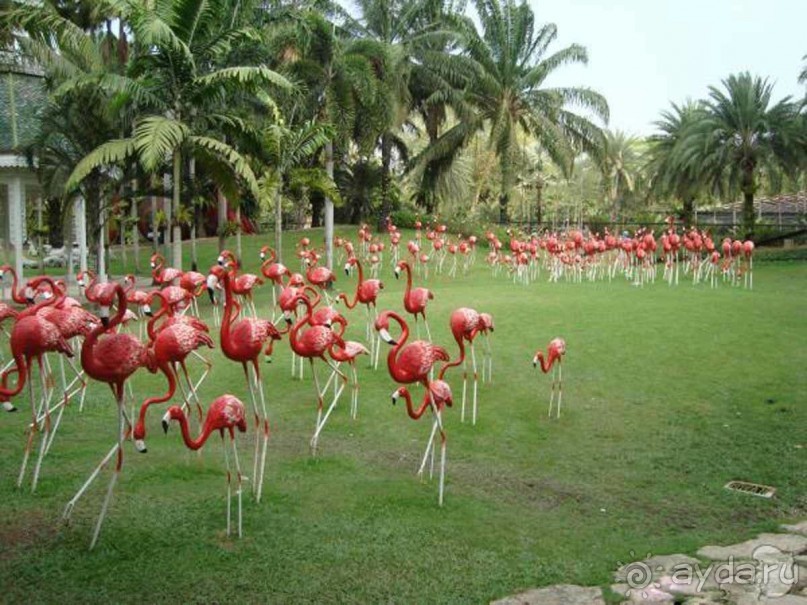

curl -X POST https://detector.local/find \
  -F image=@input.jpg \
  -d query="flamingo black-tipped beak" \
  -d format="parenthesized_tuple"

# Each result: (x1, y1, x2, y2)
(344, 268, 350, 276)
(394, 268, 401, 279)
(101, 316, 110, 328)
(150, 262, 156, 269)
(26, 297, 35, 305)
(134, 439, 147, 453)
(207, 287, 216, 304)
(143, 304, 153, 317)
(217, 255, 225, 266)
(285, 316, 293, 325)
(162, 419, 170, 434)
(532, 356, 538, 368)
(378, 328, 397, 346)
(2, 401, 16, 412)
(260, 252, 266, 260)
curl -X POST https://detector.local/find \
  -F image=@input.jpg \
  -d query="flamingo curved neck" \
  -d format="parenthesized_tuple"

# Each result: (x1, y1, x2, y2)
(135, 363, 176, 438)
(535, 351, 556, 373)
(82, 285, 127, 378)
(385, 312, 410, 383)
(344, 260, 364, 308)
(289, 297, 314, 352)
(400, 389, 429, 420)
(174, 412, 213, 450)
(6, 268, 25, 304)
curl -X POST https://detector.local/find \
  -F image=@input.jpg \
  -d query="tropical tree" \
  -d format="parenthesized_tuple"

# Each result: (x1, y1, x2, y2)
(259, 120, 337, 263)
(645, 100, 706, 225)
(264, 7, 389, 266)
(677, 73, 805, 237)
(799, 54, 806, 86)
(65, 0, 291, 270)
(599, 130, 641, 221)
(343, 0, 471, 228)
(454, 0, 609, 223)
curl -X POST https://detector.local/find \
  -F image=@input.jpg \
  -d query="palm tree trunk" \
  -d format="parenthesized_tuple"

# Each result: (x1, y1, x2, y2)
(131, 179, 139, 272)
(535, 180, 543, 227)
(682, 197, 694, 227)
(189, 158, 198, 271)
(379, 133, 392, 230)
(324, 140, 334, 271)
(235, 204, 242, 260)
(742, 168, 756, 239)
(217, 187, 227, 252)
(171, 150, 183, 270)
(274, 187, 283, 264)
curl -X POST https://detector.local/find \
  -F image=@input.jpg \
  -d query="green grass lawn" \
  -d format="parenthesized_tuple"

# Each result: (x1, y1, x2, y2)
(1, 228, 805, 604)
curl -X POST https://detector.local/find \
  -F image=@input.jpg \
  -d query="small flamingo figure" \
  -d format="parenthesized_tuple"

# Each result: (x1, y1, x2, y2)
(533, 338, 566, 418)
(162, 394, 247, 537)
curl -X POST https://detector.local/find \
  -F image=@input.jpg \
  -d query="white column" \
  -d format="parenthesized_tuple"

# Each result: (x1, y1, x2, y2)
(8, 176, 24, 280)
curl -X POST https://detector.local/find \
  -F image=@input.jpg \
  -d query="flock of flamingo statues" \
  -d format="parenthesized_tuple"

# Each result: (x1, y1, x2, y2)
(16, 218, 738, 547)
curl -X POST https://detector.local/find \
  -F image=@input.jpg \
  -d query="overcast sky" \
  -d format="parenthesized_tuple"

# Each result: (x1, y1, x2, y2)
(533, 0, 806, 136)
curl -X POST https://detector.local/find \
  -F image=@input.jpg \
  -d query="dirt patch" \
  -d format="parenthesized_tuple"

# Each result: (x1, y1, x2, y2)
(0, 509, 57, 560)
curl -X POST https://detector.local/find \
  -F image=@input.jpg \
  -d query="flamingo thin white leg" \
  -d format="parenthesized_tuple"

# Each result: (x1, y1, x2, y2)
(223, 433, 232, 537)
(89, 390, 126, 550)
(418, 419, 439, 479)
(556, 363, 563, 419)
(471, 343, 479, 425)
(62, 441, 120, 522)
(310, 360, 347, 453)
(17, 367, 37, 489)
(252, 364, 270, 504)
(243, 367, 260, 498)
(460, 357, 468, 423)
(430, 400, 446, 507)
(233, 436, 243, 538)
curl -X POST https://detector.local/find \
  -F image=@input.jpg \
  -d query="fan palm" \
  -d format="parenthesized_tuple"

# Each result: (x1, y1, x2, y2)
(64, 0, 292, 270)
(454, 0, 609, 222)
(342, 0, 470, 227)
(645, 100, 706, 225)
(600, 130, 641, 221)
(677, 73, 805, 237)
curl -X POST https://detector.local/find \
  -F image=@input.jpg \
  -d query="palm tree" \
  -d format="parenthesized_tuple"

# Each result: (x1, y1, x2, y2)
(259, 120, 338, 263)
(600, 130, 640, 221)
(678, 73, 805, 238)
(65, 0, 291, 270)
(456, 0, 609, 223)
(264, 7, 389, 267)
(645, 100, 706, 225)
(343, 0, 469, 228)
(799, 54, 806, 86)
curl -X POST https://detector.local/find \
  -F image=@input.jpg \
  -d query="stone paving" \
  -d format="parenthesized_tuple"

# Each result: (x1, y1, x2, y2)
(492, 520, 807, 604)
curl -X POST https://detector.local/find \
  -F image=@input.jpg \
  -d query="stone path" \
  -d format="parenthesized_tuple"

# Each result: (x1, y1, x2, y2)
(492, 520, 807, 604)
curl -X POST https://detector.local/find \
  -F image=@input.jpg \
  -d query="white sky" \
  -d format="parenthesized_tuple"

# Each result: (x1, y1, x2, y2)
(532, 0, 806, 136)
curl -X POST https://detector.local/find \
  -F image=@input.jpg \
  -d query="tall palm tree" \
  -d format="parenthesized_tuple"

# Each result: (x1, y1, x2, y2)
(799, 54, 806, 86)
(645, 100, 706, 225)
(264, 7, 389, 266)
(342, 0, 468, 227)
(65, 0, 291, 270)
(678, 73, 805, 238)
(455, 0, 609, 223)
(600, 130, 640, 221)
(259, 120, 337, 263)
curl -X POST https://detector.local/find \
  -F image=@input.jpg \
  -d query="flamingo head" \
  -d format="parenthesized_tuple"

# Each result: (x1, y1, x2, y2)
(2, 400, 16, 413)
(344, 257, 357, 275)
(532, 354, 539, 368)
(161, 406, 185, 433)
(259, 245, 270, 260)
(391, 387, 407, 405)
(99, 305, 111, 328)
(479, 313, 494, 333)
(394, 261, 405, 279)
(375, 313, 398, 346)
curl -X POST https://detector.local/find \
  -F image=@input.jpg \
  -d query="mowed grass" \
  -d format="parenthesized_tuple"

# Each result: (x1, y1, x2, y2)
(0, 229, 805, 604)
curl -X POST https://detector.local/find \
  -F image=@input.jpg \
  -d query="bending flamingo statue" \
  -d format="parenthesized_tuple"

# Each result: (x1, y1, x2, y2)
(162, 394, 247, 537)
(288, 293, 347, 454)
(392, 380, 452, 498)
(0, 264, 31, 305)
(260, 245, 290, 313)
(150, 253, 183, 286)
(375, 310, 450, 505)
(533, 338, 566, 419)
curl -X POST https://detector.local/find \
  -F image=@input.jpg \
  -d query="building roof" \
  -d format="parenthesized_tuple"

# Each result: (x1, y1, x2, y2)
(716, 192, 807, 214)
